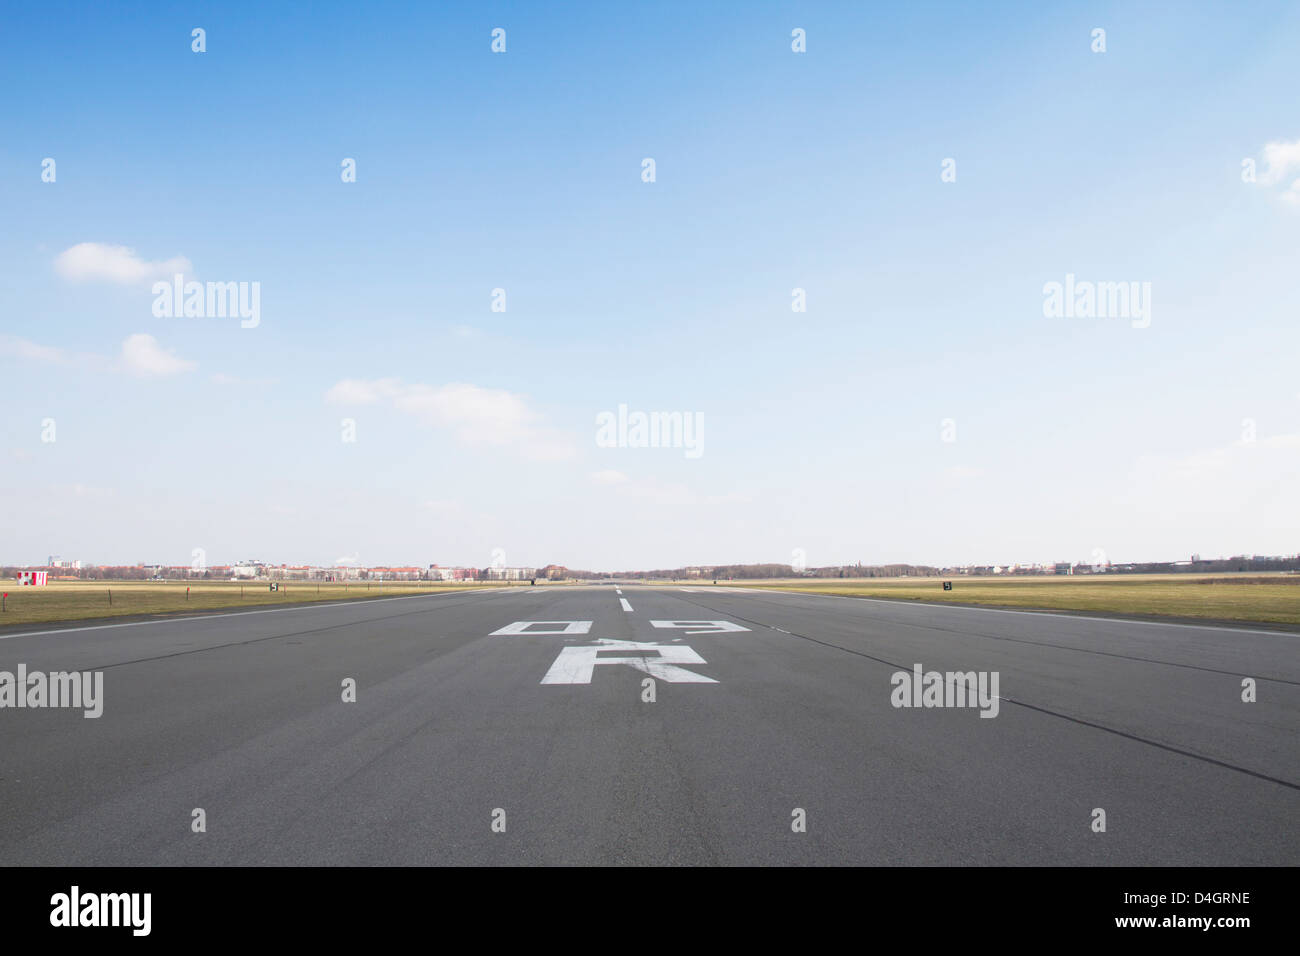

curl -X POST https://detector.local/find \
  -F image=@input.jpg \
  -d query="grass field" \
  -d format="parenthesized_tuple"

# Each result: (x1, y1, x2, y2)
(702, 574, 1300, 627)
(0, 579, 500, 627)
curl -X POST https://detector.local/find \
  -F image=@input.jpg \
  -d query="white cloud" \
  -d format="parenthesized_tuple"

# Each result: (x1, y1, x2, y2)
(326, 378, 574, 460)
(119, 334, 197, 377)
(53, 483, 114, 499)
(1, 333, 196, 380)
(1, 335, 108, 371)
(1126, 432, 1300, 524)
(1256, 138, 1300, 186)
(589, 470, 698, 506)
(325, 378, 401, 404)
(0, 335, 74, 364)
(943, 464, 986, 483)
(211, 372, 277, 386)
(54, 242, 192, 285)
(588, 469, 756, 510)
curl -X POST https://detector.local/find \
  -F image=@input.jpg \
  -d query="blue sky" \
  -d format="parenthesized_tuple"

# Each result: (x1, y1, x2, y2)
(2, 1, 1298, 570)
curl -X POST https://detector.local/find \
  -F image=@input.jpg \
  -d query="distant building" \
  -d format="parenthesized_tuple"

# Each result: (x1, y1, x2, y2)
(17, 571, 48, 586)
(378, 567, 423, 581)
(266, 565, 316, 581)
(483, 567, 536, 581)
(427, 565, 478, 581)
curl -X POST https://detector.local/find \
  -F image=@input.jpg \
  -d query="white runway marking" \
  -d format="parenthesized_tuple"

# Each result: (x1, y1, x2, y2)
(676, 587, 758, 593)
(620, 598, 633, 612)
(650, 620, 750, 635)
(489, 620, 593, 636)
(540, 640, 716, 684)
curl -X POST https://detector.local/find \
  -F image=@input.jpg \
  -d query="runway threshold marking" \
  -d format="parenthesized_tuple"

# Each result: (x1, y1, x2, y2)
(489, 621, 593, 636)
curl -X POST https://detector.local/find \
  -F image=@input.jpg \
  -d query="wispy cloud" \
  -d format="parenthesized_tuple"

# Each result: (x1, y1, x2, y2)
(210, 372, 277, 386)
(0, 335, 78, 365)
(326, 378, 575, 460)
(1251, 138, 1300, 205)
(1256, 138, 1300, 186)
(0, 334, 107, 370)
(54, 242, 192, 285)
(118, 334, 197, 377)
(2, 333, 196, 379)
(53, 482, 114, 499)
(587, 469, 751, 508)
(1127, 433, 1300, 520)
(943, 464, 986, 482)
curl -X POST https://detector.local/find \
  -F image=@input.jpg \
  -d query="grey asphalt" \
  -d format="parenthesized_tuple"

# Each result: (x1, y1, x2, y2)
(0, 585, 1295, 865)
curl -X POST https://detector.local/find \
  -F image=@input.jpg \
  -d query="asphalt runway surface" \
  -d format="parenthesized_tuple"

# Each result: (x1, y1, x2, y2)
(1, 585, 1296, 865)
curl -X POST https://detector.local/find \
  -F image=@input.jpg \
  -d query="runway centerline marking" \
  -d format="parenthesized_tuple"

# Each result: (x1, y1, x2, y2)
(620, 598, 633, 612)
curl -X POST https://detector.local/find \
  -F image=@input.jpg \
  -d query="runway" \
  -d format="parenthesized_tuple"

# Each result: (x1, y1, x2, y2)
(0, 585, 1295, 865)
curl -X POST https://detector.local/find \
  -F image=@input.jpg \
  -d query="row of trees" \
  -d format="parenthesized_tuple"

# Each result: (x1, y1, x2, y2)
(581, 555, 1300, 579)
(7, 555, 1298, 583)
(595, 563, 942, 580)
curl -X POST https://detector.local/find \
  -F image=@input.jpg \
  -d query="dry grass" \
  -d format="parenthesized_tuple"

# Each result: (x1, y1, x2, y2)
(0, 579, 499, 627)
(695, 573, 1300, 627)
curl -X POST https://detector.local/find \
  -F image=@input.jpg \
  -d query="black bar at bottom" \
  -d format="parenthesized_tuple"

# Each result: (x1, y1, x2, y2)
(0, 866, 1287, 942)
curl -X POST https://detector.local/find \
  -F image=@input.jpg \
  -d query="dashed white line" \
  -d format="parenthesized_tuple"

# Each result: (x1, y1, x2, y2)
(620, 598, 634, 612)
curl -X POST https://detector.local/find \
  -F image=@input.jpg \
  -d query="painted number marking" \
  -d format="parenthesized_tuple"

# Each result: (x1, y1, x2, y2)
(541, 640, 717, 684)
(649, 620, 750, 635)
